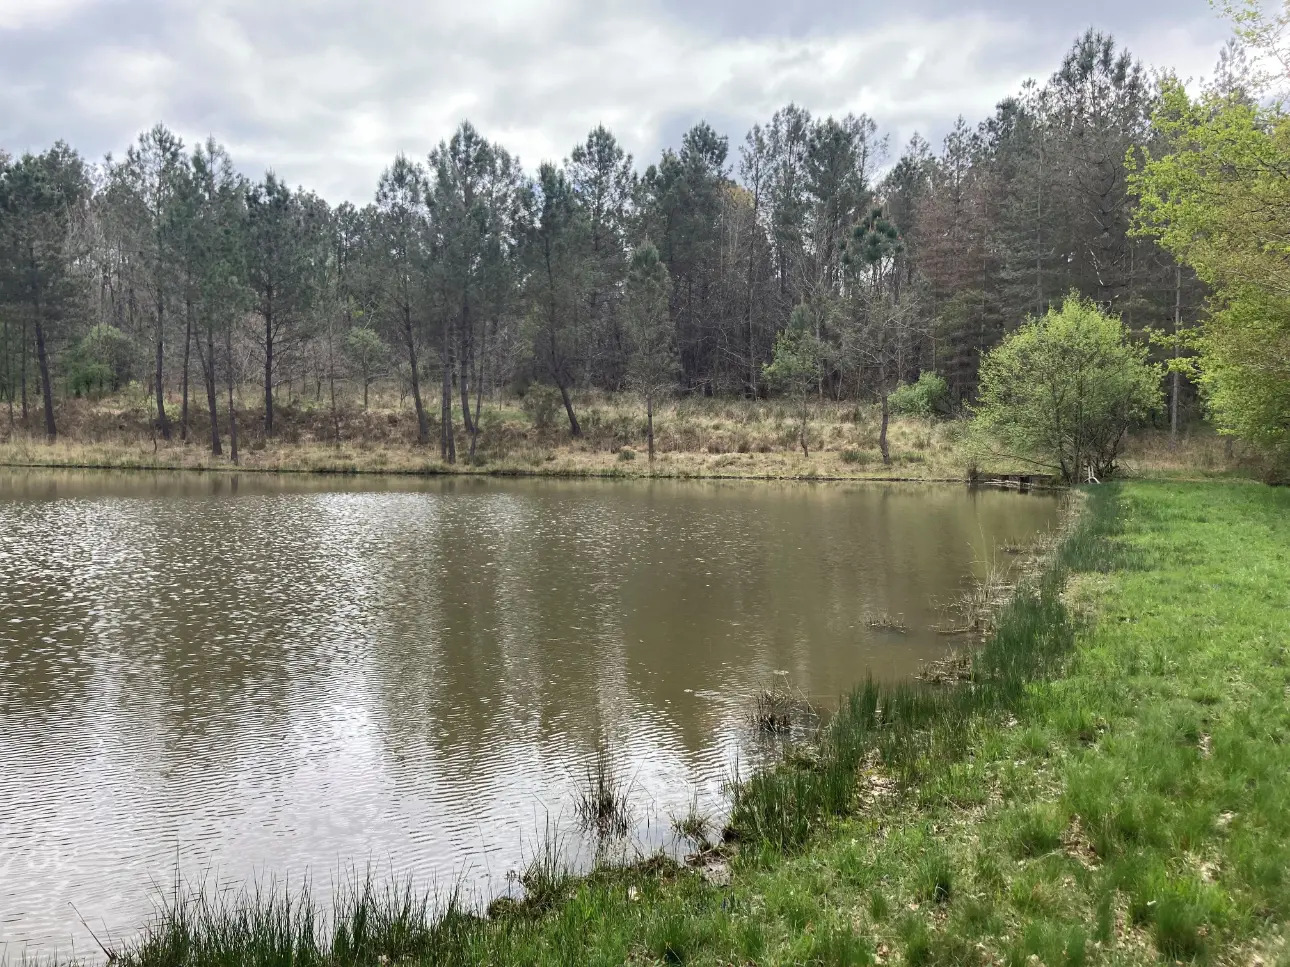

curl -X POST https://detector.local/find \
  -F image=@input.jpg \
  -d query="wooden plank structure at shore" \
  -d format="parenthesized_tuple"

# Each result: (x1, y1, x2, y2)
(975, 472, 1060, 492)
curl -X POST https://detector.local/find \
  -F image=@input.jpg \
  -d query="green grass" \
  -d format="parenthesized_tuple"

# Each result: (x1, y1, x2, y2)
(32, 481, 1290, 965)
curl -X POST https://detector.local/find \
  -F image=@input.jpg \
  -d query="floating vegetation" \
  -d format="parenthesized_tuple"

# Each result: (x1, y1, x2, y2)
(864, 611, 908, 632)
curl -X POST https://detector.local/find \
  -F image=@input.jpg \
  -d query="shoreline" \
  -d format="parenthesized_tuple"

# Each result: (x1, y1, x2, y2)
(0, 457, 970, 484)
(0, 438, 974, 483)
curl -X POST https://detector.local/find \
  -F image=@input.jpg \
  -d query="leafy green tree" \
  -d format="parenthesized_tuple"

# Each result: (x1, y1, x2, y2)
(1046, 30, 1156, 309)
(840, 206, 917, 464)
(763, 306, 823, 456)
(805, 113, 881, 297)
(972, 295, 1161, 483)
(110, 125, 188, 441)
(429, 122, 524, 460)
(765, 105, 812, 312)
(245, 172, 325, 437)
(0, 143, 90, 440)
(188, 139, 250, 458)
(1130, 21, 1290, 476)
(624, 243, 677, 462)
(524, 162, 589, 436)
(374, 155, 432, 445)
(638, 123, 729, 388)
(568, 126, 635, 389)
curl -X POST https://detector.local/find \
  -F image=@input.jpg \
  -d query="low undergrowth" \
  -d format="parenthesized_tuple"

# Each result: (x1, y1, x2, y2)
(0, 391, 1245, 482)
(23, 481, 1290, 965)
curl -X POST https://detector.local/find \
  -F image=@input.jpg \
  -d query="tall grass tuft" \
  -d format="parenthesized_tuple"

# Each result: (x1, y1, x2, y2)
(102, 869, 500, 967)
(575, 740, 632, 839)
(748, 672, 818, 735)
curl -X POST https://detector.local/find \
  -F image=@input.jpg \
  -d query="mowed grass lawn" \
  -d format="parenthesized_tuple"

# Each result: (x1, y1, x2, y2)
(98, 482, 1290, 966)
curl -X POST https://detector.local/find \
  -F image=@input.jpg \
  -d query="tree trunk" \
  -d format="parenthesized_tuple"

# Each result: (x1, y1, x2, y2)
(557, 380, 581, 437)
(33, 311, 56, 442)
(468, 316, 489, 461)
(264, 305, 274, 437)
(402, 311, 429, 445)
(181, 298, 193, 442)
(647, 394, 656, 463)
(20, 314, 28, 423)
(1170, 264, 1181, 449)
(745, 212, 758, 399)
(3, 310, 12, 428)
(226, 324, 238, 465)
(155, 300, 172, 441)
(439, 319, 455, 463)
(327, 313, 340, 447)
(879, 392, 891, 466)
(204, 325, 222, 457)
(459, 300, 475, 438)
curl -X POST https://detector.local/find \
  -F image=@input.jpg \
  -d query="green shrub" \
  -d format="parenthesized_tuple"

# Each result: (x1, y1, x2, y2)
(67, 324, 133, 397)
(617, 447, 636, 462)
(840, 449, 872, 465)
(889, 372, 949, 419)
(972, 295, 1162, 482)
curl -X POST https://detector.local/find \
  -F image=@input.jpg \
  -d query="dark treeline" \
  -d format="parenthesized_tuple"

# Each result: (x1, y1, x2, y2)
(0, 30, 1208, 463)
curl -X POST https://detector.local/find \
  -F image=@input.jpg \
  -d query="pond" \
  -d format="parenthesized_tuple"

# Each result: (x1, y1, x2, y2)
(0, 470, 1061, 954)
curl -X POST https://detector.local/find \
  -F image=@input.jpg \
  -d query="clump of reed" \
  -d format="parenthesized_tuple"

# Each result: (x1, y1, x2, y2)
(669, 791, 715, 848)
(938, 554, 1013, 636)
(748, 673, 817, 735)
(100, 869, 485, 967)
(512, 819, 572, 912)
(575, 740, 632, 839)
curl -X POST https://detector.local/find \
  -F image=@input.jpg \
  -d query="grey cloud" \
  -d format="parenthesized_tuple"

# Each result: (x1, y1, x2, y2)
(659, 0, 1212, 40)
(0, 0, 1231, 203)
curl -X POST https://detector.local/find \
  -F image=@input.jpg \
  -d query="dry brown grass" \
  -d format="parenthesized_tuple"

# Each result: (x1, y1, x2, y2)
(0, 388, 1245, 483)
(1117, 428, 1253, 481)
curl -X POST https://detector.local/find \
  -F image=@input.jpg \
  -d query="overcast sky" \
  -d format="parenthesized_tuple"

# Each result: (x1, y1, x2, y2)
(0, 0, 1231, 203)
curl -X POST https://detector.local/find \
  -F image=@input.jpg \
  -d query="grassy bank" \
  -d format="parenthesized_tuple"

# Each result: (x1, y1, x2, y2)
(0, 391, 1240, 481)
(45, 480, 1288, 965)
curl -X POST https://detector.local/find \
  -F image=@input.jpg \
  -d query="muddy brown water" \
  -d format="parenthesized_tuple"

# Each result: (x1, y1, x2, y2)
(0, 470, 1061, 954)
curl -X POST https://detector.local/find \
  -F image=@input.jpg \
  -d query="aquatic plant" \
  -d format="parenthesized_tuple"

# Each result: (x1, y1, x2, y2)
(574, 740, 632, 840)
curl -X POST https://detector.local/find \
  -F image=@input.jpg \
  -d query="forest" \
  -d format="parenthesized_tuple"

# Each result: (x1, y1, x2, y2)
(1, 25, 1285, 477)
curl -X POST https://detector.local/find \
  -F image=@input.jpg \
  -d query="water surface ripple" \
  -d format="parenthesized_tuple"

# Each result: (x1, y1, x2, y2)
(0, 471, 1060, 954)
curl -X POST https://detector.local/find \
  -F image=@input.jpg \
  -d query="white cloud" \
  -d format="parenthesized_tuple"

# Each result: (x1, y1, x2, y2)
(0, 0, 95, 30)
(0, 0, 1232, 202)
